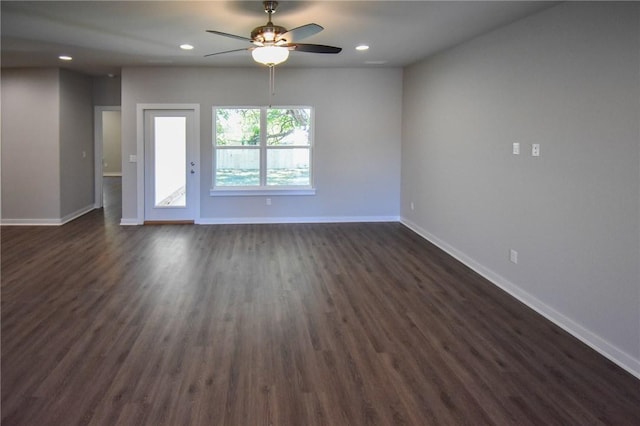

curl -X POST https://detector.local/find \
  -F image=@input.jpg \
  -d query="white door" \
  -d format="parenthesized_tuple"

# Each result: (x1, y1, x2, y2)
(144, 109, 198, 221)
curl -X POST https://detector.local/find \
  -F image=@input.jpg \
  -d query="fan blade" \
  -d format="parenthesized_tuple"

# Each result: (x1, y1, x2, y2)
(206, 30, 252, 42)
(287, 43, 342, 54)
(279, 23, 323, 42)
(204, 48, 250, 57)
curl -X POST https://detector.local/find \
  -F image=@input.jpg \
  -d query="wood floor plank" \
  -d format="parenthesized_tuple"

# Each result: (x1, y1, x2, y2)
(2, 177, 639, 425)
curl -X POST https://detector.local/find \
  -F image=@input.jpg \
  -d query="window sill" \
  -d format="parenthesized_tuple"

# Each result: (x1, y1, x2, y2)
(210, 187, 316, 197)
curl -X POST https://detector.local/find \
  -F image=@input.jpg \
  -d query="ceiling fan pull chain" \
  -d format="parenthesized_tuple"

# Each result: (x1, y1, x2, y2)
(272, 65, 276, 95)
(268, 65, 276, 106)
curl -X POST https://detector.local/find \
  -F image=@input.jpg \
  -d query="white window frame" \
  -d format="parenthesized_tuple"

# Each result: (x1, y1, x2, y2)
(210, 106, 316, 196)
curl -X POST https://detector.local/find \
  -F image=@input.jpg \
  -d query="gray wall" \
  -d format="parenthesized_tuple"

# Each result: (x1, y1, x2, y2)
(59, 69, 94, 218)
(401, 2, 640, 373)
(102, 111, 122, 175)
(120, 67, 402, 222)
(92, 74, 121, 106)
(1, 68, 94, 223)
(1, 68, 61, 220)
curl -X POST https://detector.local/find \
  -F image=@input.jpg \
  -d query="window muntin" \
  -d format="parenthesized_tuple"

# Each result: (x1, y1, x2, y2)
(213, 107, 313, 191)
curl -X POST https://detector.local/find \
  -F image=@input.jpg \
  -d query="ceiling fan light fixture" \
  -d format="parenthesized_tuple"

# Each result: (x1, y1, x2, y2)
(252, 46, 289, 66)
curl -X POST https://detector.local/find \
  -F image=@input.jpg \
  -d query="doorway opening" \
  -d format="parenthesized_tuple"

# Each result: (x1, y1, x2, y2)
(94, 106, 122, 222)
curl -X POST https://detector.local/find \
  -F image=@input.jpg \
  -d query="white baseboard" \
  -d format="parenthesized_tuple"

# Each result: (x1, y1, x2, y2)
(2, 204, 94, 226)
(1, 218, 62, 226)
(196, 215, 400, 225)
(61, 204, 95, 225)
(103, 172, 122, 177)
(120, 218, 142, 226)
(400, 217, 640, 380)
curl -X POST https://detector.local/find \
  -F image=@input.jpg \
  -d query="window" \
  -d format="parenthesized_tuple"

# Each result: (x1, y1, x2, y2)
(212, 107, 314, 195)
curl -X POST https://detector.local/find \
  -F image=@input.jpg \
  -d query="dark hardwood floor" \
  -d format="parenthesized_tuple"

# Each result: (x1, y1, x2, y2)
(2, 177, 639, 425)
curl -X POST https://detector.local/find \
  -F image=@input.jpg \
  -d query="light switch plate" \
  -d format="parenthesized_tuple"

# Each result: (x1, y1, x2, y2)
(129, 155, 137, 163)
(510, 249, 518, 264)
(513, 142, 520, 155)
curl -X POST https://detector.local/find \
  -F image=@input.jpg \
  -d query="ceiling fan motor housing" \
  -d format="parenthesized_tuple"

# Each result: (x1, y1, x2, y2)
(253, 1, 285, 44)
(251, 24, 287, 44)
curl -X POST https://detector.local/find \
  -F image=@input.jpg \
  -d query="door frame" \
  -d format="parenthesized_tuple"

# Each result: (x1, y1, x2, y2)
(94, 105, 121, 209)
(136, 104, 200, 224)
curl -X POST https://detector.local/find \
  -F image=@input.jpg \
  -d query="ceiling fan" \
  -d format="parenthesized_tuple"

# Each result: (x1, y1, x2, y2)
(205, 0, 342, 66)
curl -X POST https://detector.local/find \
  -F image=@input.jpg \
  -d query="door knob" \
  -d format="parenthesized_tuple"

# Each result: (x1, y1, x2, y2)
(190, 170, 195, 174)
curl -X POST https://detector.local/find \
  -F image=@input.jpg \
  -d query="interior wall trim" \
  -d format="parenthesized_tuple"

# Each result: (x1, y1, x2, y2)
(1, 219, 62, 226)
(196, 216, 400, 225)
(1, 204, 94, 226)
(120, 218, 142, 226)
(60, 204, 95, 225)
(400, 217, 640, 380)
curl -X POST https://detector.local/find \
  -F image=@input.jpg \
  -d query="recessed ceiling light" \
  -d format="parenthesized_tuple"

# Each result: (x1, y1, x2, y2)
(58, 55, 73, 61)
(355, 45, 369, 51)
(180, 44, 194, 50)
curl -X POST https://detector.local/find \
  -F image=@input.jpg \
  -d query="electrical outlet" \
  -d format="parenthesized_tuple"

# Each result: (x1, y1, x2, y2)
(410, 202, 415, 211)
(513, 142, 520, 155)
(266, 198, 271, 206)
(509, 249, 518, 264)
(532, 144, 540, 157)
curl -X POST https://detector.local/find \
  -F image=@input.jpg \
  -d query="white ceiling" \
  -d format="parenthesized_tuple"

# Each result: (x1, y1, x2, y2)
(1, 1, 555, 76)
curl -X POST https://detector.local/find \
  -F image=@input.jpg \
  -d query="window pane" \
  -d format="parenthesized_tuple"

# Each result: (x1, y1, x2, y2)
(216, 108, 260, 146)
(267, 108, 310, 146)
(216, 149, 260, 186)
(267, 148, 310, 186)
(154, 117, 186, 207)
